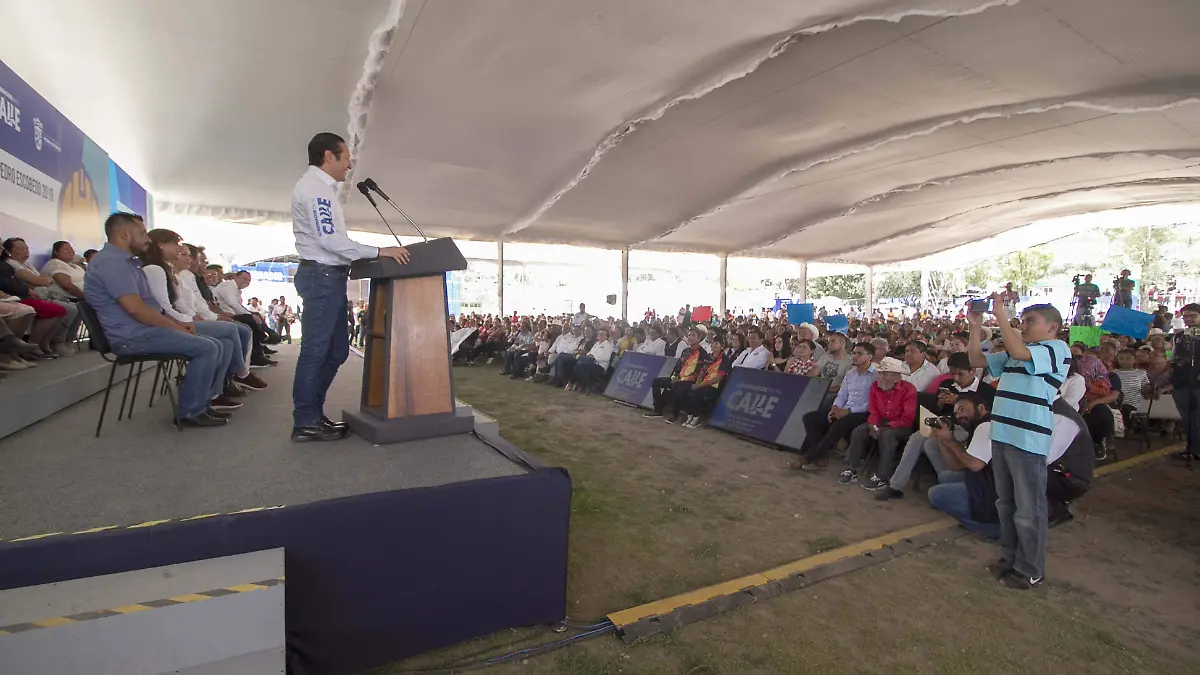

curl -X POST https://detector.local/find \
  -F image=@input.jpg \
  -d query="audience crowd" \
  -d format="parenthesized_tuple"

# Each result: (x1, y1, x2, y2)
(450, 295, 1199, 589)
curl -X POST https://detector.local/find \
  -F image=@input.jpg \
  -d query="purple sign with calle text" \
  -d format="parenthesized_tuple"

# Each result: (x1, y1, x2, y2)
(603, 352, 678, 409)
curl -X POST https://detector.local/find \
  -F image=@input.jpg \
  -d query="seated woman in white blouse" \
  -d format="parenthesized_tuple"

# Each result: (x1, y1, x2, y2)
(139, 230, 266, 409)
(41, 241, 87, 301)
(179, 243, 254, 369)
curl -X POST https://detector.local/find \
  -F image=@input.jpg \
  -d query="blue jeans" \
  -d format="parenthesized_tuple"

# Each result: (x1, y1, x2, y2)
(928, 482, 1000, 539)
(112, 327, 223, 419)
(992, 441, 1048, 580)
(193, 320, 243, 377)
(233, 321, 252, 366)
(292, 262, 350, 427)
(1171, 387, 1199, 455)
(551, 353, 577, 381)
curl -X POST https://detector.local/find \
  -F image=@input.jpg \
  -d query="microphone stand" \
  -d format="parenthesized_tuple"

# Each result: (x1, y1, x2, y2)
(376, 194, 429, 243)
(356, 184, 405, 248)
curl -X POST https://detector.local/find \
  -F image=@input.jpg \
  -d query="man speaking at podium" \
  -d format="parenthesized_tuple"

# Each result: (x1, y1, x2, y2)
(291, 132, 409, 442)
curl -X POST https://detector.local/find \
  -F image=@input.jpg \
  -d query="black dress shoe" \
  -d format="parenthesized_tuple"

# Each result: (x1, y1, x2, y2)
(205, 407, 233, 419)
(180, 413, 228, 428)
(321, 416, 349, 431)
(263, 347, 278, 355)
(291, 425, 348, 442)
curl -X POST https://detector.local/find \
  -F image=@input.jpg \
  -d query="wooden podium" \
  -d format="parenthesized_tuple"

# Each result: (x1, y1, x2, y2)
(342, 237, 474, 444)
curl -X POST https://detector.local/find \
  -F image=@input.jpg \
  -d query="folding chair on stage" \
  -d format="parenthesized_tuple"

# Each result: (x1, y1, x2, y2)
(77, 301, 192, 437)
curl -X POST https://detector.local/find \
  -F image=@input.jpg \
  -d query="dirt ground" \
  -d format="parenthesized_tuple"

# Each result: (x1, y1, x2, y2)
(379, 365, 1200, 675)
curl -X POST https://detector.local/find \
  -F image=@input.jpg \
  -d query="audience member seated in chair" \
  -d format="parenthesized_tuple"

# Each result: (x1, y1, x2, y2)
(637, 325, 667, 356)
(41, 240, 88, 306)
(545, 324, 584, 386)
(2, 237, 82, 355)
(677, 335, 731, 429)
(877, 352, 995, 500)
(789, 341, 877, 471)
(645, 327, 708, 423)
(212, 269, 276, 367)
(840, 357, 917, 491)
(179, 244, 255, 382)
(570, 327, 617, 394)
(0, 246, 66, 359)
(0, 299, 44, 371)
(500, 319, 536, 377)
(83, 212, 229, 428)
(732, 329, 771, 370)
(140, 228, 268, 406)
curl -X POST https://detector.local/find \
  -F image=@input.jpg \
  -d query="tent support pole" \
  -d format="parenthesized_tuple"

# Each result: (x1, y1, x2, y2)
(865, 265, 875, 318)
(718, 254, 728, 318)
(621, 247, 630, 322)
(497, 237, 504, 317)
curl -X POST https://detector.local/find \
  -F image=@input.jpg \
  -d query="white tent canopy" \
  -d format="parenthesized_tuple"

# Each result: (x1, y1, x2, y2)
(3, 0, 1198, 264)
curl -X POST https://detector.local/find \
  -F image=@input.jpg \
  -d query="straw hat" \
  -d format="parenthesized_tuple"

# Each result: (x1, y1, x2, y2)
(876, 356, 906, 374)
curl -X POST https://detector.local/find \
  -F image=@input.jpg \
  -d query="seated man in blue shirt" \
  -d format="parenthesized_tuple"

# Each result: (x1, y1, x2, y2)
(967, 296, 1070, 590)
(84, 213, 228, 428)
(790, 341, 877, 471)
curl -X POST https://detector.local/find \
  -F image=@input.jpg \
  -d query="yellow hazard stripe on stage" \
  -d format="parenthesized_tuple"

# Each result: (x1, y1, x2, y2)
(607, 518, 958, 627)
(1094, 442, 1184, 477)
(0, 577, 285, 637)
(3, 505, 286, 544)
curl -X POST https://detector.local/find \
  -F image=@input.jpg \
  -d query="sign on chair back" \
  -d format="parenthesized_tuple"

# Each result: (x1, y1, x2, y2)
(343, 238, 472, 444)
(708, 368, 831, 450)
(603, 352, 678, 408)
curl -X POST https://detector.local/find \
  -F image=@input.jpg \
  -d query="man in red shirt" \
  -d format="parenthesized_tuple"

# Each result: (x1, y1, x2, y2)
(839, 356, 917, 491)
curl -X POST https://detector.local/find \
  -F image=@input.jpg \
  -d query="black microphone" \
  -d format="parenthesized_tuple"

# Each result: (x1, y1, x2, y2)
(356, 181, 378, 207)
(356, 181, 404, 248)
(363, 178, 390, 201)
(362, 177, 428, 242)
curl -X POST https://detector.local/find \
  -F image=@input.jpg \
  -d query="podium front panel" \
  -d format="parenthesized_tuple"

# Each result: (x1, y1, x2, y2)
(385, 276, 454, 418)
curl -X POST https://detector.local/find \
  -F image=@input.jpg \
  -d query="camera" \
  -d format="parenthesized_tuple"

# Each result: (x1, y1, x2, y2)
(1071, 274, 1081, 286)
(924, 416, 948, 429)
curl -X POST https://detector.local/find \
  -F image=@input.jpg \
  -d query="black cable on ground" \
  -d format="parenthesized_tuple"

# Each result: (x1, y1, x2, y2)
(382, 622, 615, 675)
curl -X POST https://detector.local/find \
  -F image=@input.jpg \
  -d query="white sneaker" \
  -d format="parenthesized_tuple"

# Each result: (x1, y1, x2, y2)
(0, 359, 29, 370)
(54, 343, 78, 356)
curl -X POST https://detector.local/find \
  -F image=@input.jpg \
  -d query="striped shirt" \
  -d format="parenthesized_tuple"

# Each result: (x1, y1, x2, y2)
(985, 340, 1071, 456)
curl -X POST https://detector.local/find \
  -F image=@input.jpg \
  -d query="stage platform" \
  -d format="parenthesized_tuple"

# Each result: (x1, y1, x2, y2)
(0, 348, 133, 441)
(0, 344, 572, 675)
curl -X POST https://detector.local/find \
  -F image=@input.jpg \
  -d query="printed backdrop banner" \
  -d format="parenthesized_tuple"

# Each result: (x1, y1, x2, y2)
(603, 352, 678, 409)
(0, 57, 151, 259)
(708, 368, 831, 451)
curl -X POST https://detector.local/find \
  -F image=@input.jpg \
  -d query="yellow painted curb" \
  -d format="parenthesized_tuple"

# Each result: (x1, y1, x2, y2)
(607, 517, 957, 627)
(1094, 442, 1184, 477)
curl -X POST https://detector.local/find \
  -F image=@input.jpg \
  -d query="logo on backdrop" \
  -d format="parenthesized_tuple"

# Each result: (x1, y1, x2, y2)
(0, 89, 19, 133)
(32, 117, 42, 150)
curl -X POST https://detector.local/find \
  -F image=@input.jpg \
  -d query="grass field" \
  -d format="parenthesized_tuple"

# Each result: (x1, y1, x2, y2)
(378, 364, 1200, 675)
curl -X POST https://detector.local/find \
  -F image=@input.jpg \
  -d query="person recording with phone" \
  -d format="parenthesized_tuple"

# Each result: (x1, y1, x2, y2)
(290, 132, 411, 443)
(967, 293, 1070, 590)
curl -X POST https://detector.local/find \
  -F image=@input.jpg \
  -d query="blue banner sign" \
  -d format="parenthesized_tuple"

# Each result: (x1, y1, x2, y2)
(708, 368, 831, 450)
(1100, 305, 1154, 340)
(603, 352, 678, 409)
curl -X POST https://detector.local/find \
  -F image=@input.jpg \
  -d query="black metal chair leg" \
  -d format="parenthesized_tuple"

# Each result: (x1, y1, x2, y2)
(128, 362, 146, 418)
(149, 361, 163, 409)
(165, 369, 182, 430)
(96, 362, 118, 437)
(118, 363, 135, 421)
(160, 360, 175, 397)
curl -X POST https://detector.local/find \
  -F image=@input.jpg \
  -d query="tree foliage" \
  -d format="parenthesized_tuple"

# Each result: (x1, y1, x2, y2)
(877, 271, 922, 305)
(996, 249, 1054, 295)
(808, 274, 865, 300)
(1111, 224, 1173, 308)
